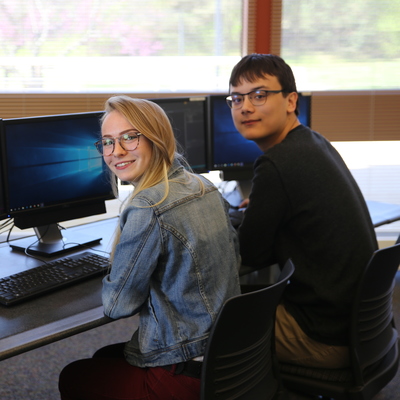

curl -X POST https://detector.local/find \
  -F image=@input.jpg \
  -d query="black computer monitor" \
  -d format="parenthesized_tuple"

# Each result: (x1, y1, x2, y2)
(298, 92, 312, 127)
(208, 92, 312, 197)
(0, 120, 7, 221)
(150, 97, 209, 173)
(1, 111, 115, 256)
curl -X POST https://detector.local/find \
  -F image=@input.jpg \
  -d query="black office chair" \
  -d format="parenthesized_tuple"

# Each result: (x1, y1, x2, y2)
(200, 259, 295, 400)
(280, 243, 400, 400)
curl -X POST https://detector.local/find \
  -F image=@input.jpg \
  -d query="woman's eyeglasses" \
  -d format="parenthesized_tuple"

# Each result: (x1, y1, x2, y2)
(94, 131, 142, 156)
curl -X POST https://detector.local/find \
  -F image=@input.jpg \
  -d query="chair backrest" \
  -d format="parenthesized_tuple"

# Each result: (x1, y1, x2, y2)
(351, 243, 400, 386)
(200, 259, 295, 400)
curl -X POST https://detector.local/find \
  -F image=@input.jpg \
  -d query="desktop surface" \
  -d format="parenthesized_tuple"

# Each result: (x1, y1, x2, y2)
(366, 200, 400, 228)
(0, 217, 118, 361)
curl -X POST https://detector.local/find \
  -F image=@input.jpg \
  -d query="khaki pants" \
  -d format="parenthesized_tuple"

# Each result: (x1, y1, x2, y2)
(275, 304, 350, 368)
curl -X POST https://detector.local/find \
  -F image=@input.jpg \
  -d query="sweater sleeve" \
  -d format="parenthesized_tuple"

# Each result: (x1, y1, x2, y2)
(238, 156, 291, 268)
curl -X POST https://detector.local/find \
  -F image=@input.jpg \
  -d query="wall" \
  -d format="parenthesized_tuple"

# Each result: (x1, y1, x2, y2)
(1, 91, 399, 143)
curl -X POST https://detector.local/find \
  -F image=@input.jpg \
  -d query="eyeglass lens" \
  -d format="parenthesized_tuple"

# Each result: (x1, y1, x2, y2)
(228, 90, 269, 109)
(227, 90, 284, 109)
(95, 132, 140, 155)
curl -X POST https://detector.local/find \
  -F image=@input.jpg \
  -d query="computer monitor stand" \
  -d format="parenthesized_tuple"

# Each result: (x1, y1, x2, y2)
(9, 223, 102, 257)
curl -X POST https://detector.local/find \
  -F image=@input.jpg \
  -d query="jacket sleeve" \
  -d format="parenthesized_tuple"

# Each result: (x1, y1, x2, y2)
(102, 201, 162, 319)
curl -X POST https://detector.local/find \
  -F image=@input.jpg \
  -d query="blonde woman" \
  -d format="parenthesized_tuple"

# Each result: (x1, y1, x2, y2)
(59, 96, 241, 400)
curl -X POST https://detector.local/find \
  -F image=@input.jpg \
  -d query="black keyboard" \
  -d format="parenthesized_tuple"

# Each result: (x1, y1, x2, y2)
(0, 251, 110, 306)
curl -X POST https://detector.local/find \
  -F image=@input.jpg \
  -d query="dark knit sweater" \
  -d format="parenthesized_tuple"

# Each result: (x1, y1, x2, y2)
(239, 125, 378, 346)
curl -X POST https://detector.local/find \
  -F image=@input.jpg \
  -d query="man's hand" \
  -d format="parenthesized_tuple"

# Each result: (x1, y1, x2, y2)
(239, 198, 249, 209)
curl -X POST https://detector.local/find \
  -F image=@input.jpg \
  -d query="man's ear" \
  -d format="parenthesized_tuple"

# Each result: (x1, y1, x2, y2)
(287, 92, 298, 113)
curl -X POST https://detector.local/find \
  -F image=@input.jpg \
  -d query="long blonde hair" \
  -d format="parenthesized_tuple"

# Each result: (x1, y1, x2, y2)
(102, 95, 204, 259)
(102, 96, 177, 197)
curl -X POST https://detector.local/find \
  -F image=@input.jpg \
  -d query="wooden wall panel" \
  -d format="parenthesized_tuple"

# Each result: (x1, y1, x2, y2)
(244, 0, 282, 55)
(373, 93, 400, 141)
(0, 94, 105, 118)
(270, 0, 282, 56)
(311, 91, 400, 142)
(0, 93, 207, 119)
(1, 91, 399, 143)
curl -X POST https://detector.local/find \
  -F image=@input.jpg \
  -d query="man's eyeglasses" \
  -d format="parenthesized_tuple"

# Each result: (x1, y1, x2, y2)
(226, 89, 285, 109)
(94, 131, 143, 156)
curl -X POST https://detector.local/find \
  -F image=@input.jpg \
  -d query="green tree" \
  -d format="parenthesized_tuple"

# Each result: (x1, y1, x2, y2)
(282, 0, 400, 60)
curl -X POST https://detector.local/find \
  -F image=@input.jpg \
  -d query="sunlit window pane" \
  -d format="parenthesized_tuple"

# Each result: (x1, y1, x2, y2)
(281, 0, 400, 91)
(0, 0, 242, 93)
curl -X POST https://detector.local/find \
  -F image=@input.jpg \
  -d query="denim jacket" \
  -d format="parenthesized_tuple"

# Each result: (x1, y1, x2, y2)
(102, 160, 241, 367)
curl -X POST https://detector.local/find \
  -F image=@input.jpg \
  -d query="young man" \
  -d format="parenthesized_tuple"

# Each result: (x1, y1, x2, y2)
(228, 54, 378, 368)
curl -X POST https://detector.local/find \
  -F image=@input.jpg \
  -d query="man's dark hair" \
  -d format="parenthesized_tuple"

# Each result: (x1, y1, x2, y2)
(229, 54, 299, 115)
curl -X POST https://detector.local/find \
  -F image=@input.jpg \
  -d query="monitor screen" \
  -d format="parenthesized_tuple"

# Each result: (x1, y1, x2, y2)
(208, 92, 312, 182)
(0, 120, 7, 221)
(150, 97, 209, 173)
(1, 111, 115, 256)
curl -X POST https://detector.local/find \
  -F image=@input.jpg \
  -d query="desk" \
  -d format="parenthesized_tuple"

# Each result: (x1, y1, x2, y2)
(220, 187, 400, 230)
(366, 200, 400, 228)
(3, 199, 397, 362)
(0, 213, 255, 363)
(0, 218, 119, 361)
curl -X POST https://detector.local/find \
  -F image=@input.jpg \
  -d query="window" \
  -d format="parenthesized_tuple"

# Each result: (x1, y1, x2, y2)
(281, 0, 400, 91)
(333, 141, 400, 235)
(0, 0, 242, 93)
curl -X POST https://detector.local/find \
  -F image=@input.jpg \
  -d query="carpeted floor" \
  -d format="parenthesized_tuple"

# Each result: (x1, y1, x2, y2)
(1, 274, 399, 400)
(0, 315, 139, 399)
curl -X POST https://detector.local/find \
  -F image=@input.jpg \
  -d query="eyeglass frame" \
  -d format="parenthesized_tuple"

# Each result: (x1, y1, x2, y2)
(94, 130, 143, 156)
(226, 89, 286, 109)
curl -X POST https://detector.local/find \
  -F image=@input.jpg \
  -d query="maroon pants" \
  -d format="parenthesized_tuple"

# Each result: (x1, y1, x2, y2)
(58, 343, 201, 400)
